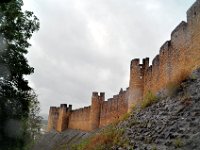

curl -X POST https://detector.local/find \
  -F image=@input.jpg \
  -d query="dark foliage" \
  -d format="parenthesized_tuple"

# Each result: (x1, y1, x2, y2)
(0, 0, 40, 149)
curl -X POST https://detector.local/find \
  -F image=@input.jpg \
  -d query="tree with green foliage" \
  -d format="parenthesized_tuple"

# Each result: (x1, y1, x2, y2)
(0, 0, 40, 149)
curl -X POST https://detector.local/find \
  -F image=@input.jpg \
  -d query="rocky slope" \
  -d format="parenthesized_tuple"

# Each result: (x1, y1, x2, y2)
(32, 129, 90, 150)
(117, 68, 200, 150)
(32, 128, 102, 150)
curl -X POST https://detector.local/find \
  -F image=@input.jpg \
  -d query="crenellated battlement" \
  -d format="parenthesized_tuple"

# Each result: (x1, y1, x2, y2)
(142, 58, 149, 69)
(130, 58, 140, 67)
(92, 92, 105, 101)
(48, 0, 200, 132)
(92, 91, 98, 97)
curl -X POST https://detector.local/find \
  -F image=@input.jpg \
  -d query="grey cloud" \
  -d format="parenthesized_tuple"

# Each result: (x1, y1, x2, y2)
(24, 0, 195, 114)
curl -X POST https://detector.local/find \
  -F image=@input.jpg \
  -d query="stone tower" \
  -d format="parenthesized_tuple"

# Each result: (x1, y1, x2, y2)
(47, 107, 59, 131)
(128, 58, 149, 111)
(90, 92, 105, 130)
(57, 104, 67, 132)
(56, 104, 72, 132)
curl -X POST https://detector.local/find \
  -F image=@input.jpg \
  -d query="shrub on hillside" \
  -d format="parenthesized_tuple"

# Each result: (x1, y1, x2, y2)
(174, 69, 190, 84)
(71, 125, 128, 150)
(166, 69, 192, 97)
(166, 82, 180, 97)
(141, 91, 157, 109)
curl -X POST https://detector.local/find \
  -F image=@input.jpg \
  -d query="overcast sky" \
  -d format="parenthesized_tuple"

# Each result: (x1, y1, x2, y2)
(23, 0, 195, 115)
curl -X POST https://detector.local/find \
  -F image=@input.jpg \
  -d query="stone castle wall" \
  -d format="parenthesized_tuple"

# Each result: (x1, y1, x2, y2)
(48, 0, 200, 132)
(99, 89, 128, 127)
(68, 106, 91, 131)
(47, 90, 128, 131)
(128, 0, 200, 109)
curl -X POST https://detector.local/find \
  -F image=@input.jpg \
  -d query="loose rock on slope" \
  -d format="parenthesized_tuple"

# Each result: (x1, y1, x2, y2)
(118, 68, 200, 150)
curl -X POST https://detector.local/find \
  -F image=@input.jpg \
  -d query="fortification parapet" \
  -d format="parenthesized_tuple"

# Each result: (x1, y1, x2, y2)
(152, 55, 159, 66)
(100, 92, 105, 96)
(92, 91, 98, 97)
(68, 104, 72, 112)
(171, 21, 187, 37)
(113, 95, 118, 99)
(160, 41, 170, 55)
(187, 0, 200, 25)
(186, 0, 200, 70)
(171, 21, 188, 50)
(49, 106, 59, 112)
(119, 88, 123, 94)
(142, 57, 149, 70)
(60, 104, 67, 108)
(130, 58, 139, 68)
(100, 92, 105, 100)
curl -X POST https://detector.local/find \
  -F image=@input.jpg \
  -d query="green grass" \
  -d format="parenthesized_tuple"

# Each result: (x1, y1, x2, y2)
(173, 138, 184, 148)
(141, 91, 157, 109)
(151, 145, 157, 150)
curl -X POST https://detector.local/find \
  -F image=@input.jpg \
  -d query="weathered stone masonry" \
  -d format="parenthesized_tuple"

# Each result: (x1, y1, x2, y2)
(48, 0, 200, 132)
